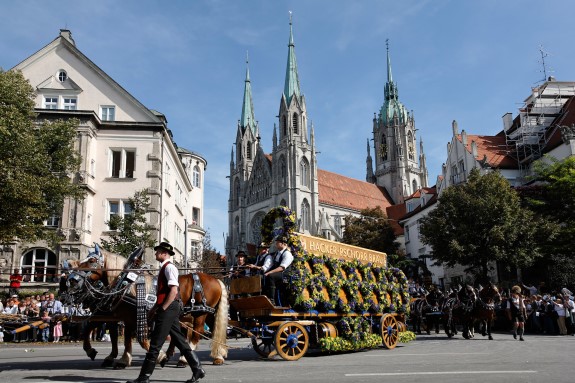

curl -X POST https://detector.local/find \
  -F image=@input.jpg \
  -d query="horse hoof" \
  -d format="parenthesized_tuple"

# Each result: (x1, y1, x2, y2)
(159, 357, 169, 368)
(101, 359, 114, 368)
(176, 361, 187, 368)
(488, 336, 493, 340)
(213, 358, 224, 365)
(88, 349, 98, 361)
(114, 362, 127, 370)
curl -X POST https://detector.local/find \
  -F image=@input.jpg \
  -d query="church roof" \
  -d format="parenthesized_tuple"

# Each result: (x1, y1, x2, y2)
(283, 16, 301, 105)
(456, 133, 517, 169)
(240, 56, 257, 135)
(318, 169, 394, 211)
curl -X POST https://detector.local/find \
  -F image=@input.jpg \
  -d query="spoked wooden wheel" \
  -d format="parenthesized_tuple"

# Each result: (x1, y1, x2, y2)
(274, 322, 309, 361)
(380, 314, 399, 349)
(251, 333, 277, 358)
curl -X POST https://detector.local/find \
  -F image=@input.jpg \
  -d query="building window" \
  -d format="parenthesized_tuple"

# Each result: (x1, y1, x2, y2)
(175, 182, 183, 209)
(44, 96, 58, 109)
(190, 240, 201, 259)
(57, 70, 67, 82)
(405, 225, 410, 242)
(300, 158, 309, 187)
(301, 199, 310, 231)
(107, 200, 133, 226)
(192, 208, 200, 226)
(334, 214, 342, 236)
(247, 141, 252, 160)
(63, 97, 77, 110)
(110, 149, 135, 178)
(174, 224, 183, 251)
(44, 214, 60, 227)
(101, 106, 115, 121)
(412, 179, 418, 194)
(163, 210, 169, 240)
(293, 113, 299, 135)
(21, 248, 57, 283)
(280, 156, 287, 188)
(193, 166, 201, 188)
(282, 115, 287, 136)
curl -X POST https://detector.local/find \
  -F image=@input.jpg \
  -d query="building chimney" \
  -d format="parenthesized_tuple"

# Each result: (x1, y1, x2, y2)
(461, 129, 468, 146)
(471, 140, 478, 158)
(502, 113, 513, 132)
(452, 120, 458, 136)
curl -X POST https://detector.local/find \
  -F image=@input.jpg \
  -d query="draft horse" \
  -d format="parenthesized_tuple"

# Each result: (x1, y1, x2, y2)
(467, 283, 501, 340)
(67, 245, 229, 368)
(409, 288, 444, 335)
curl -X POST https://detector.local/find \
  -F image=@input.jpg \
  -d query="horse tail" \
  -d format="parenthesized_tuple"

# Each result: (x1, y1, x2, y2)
(210, 279, 229, 360)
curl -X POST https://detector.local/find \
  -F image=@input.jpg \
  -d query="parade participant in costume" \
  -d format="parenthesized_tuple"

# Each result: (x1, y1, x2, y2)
(248, 242, 272, 275)
(126, 242, 204, 383)
(9, 268, 23, 297)
(230, 251, 250, 278)
(263, 236, 293, 305)
(506, 285, 527, 341)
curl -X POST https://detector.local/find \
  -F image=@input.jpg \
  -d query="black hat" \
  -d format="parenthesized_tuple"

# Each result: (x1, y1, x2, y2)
(236, 250, 247, 258)
(154, 242, 175, 256)
(275, 235, 289, 244)
(258, 242, 269, 249)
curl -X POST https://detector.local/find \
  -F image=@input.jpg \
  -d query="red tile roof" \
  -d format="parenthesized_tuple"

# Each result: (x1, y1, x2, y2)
(457, 134, 517, 169)
(318, 169, 394, 211)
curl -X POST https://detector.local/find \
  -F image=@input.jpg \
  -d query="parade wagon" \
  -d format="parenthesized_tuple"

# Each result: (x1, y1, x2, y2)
(228, 206, 410, 361)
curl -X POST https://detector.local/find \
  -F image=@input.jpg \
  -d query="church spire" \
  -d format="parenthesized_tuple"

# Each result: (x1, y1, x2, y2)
(283, 12, 301, 105)
(384, 39, 398, 101)
(240, 52, 256, 135)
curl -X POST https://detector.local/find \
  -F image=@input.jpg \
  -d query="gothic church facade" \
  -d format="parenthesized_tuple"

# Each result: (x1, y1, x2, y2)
(227, 21, 428, 256)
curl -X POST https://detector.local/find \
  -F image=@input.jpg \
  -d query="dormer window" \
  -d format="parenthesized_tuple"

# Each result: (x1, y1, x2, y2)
(57, 70, 68, 82)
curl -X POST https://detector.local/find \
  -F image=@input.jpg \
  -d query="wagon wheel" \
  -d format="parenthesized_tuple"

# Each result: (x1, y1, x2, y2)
(274, 322, 309, 361)
(251, 334, 277, 358)
(380, 314, 399, 349)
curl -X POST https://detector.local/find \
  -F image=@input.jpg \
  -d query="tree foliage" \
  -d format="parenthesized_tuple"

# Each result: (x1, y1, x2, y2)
(0, 70, 84, 244)
(197, 230, 223, 273)
(419, 168, 553, 283)
(527, 156, 575, 289)
(100, 189, 156, 257)
(341, 206, 399, 255)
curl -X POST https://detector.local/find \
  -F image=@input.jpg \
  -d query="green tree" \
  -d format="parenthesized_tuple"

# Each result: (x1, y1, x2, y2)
(197, 230, 223, 274)
(527, 156, 575, 289)
(341, 206, 399, 255)
(419, 168, 552, 283)
(0, 70, 84, 244)
(100, 189, 156, 257)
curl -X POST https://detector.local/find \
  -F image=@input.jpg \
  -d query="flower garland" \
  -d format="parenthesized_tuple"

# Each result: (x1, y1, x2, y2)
(260, 206, 412, 352)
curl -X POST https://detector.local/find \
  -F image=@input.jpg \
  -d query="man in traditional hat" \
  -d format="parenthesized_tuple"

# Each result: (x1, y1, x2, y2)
(126, 241, 204, 383)
(506, 285, 527, 341)
(230, 251, 250, 278)
(263, 236, 293, 305)
(248, 242, 273, 275)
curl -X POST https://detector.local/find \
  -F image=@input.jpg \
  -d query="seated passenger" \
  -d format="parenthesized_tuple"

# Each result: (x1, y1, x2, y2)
(263, 236, 293, 305)
(230, 251, 250, 279)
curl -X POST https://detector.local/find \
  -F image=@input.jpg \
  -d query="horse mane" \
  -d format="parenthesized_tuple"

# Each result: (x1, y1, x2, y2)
(99, 247, 129, 286)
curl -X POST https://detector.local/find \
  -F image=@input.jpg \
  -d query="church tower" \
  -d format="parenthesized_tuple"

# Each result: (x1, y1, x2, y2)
(271, 14, 319, 234)
(369, 41, 428, 203)
(228, 56, 260, 251)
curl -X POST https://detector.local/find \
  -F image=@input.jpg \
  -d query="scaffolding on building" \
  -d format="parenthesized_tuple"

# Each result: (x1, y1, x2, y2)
(504, 78, 575, 177)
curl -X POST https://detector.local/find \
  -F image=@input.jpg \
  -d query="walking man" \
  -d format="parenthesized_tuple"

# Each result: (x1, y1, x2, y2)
(126, 241, 205, 383)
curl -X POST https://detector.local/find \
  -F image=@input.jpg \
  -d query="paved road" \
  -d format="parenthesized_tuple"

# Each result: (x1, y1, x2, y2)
(1, 333, 574, 383)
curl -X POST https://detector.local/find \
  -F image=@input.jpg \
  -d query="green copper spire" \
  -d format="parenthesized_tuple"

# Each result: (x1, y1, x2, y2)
(380, 39, 407, 125)
(283, 12, 301, 104)
(241, 52, 257, 135)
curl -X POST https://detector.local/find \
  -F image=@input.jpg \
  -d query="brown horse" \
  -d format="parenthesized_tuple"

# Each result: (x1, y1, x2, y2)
(67, 245, 228, 368)
(468, 283, 501, 340)
(66, 245, 156, 368)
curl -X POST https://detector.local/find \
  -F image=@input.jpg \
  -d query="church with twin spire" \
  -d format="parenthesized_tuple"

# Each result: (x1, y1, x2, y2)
(227, 19, 428, 256)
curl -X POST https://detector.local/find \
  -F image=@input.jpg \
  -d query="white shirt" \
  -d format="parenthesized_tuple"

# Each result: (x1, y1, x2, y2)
(160, 259, 179, 287)
(275, 248, 294, 269)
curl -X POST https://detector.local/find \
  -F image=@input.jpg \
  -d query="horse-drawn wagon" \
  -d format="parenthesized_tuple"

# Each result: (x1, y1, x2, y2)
(227, 206, 410, 361)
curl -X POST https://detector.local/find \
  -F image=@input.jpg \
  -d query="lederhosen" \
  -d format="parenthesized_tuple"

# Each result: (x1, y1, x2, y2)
(145, 261, 193, 363)
(265, 250, 290, 303)
(508, 297, 525, 322)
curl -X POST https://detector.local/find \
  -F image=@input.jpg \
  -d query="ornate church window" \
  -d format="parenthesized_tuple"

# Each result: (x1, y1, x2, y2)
(407, 131, 415, 160)
(293, 113, 299, 135)
(250, 212, 265, 246)
(300, 158, 309, 187)
(279, 156, 287, 188)
(247, 141, 252, 160)
(234, 178, 241, 208)
(282, 115, 287, 136)
(301, 199, 310, 232)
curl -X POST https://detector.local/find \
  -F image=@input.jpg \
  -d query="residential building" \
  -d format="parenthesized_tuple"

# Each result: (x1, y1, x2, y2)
(0, 30, 206, 284)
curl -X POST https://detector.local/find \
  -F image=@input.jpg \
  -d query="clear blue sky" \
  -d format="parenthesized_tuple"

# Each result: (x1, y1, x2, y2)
(2, 0, 574, 253)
